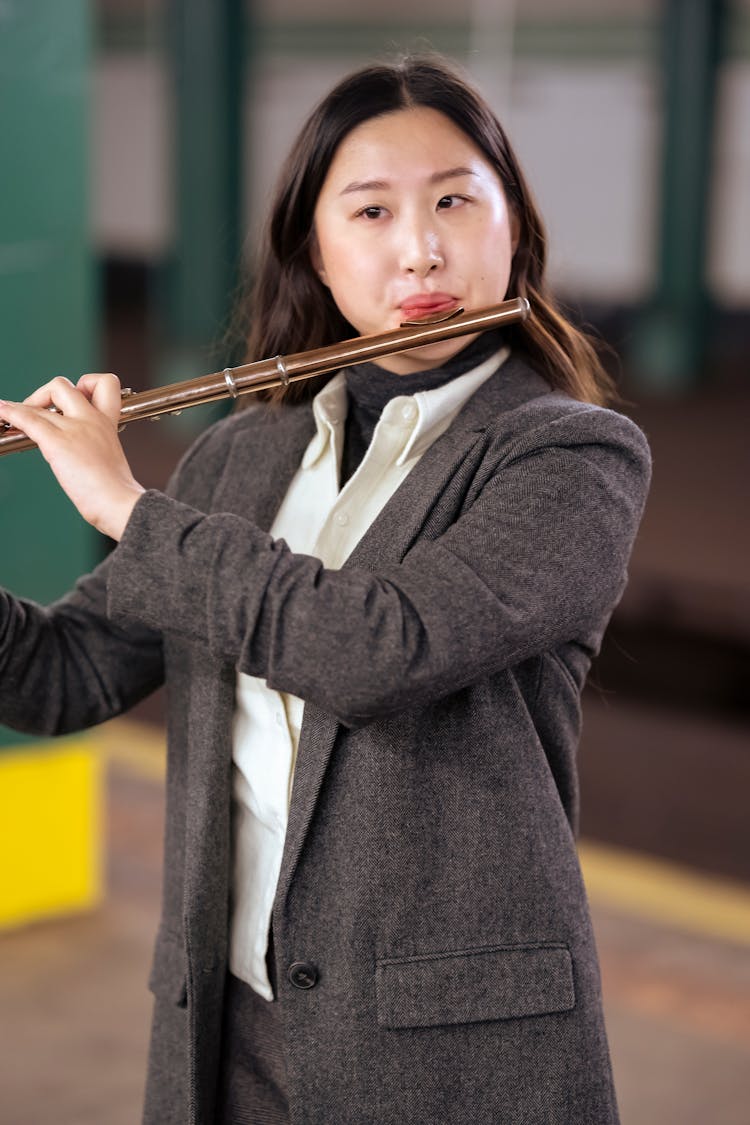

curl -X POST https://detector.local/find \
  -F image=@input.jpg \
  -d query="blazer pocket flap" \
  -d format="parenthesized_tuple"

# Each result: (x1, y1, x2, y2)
(376, 943, 574, 1029)
(148, 928, 188, 1008)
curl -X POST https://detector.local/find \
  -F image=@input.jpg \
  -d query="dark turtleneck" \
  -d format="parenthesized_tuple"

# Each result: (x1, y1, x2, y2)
(340, 329, 505, 486)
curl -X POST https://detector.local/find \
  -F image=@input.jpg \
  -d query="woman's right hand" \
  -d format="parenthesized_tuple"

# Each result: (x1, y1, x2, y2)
(0, 373, 145, 540)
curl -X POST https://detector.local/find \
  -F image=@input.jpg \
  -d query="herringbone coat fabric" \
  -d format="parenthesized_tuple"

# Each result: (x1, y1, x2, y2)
(0, 354, 651, 1124)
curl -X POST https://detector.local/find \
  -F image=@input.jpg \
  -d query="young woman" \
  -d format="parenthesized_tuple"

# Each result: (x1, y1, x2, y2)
(0, 55, 650, 1125)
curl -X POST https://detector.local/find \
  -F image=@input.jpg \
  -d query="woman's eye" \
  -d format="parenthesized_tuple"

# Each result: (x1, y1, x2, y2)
(357, 205, 385, 220)
(436, 195, 462, 210)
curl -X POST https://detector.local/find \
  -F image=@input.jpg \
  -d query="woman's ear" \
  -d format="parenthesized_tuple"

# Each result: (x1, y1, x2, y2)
(309, 233, 328, 286)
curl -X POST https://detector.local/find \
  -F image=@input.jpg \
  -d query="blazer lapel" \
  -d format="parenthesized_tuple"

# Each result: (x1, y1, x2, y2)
(340, 352, 553, 572)
(186, 403, 316, 942)
(275, 414, 489, 908)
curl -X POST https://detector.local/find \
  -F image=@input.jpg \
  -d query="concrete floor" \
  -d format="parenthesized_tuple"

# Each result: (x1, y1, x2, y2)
(1, 720, 749, 1125)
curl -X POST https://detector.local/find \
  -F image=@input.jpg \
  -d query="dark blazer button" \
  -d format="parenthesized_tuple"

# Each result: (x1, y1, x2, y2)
(288, 961, 319, 989)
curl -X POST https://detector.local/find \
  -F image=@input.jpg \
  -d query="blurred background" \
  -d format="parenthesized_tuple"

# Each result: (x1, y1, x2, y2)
(0, 1, 748, 1122)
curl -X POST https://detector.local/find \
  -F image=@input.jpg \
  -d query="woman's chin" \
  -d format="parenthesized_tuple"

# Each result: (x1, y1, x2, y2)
(374, 334, 480, 375)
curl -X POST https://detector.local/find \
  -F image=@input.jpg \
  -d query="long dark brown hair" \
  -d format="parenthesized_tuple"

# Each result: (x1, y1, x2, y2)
(236, 54, 617, 407)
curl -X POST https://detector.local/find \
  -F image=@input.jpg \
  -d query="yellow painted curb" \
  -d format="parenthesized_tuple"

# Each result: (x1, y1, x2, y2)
(0, 740, 102, 930)
(579, 840, 750, 947)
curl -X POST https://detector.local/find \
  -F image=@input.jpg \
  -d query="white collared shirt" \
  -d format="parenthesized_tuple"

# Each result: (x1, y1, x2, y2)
(229, 346, 509, 998)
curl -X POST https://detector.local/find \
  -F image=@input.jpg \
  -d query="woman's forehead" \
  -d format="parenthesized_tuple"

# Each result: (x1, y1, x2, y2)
(320, 106, 497, 192)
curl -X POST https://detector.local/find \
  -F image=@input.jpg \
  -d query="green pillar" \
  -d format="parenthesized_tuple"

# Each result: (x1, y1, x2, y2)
(0, 1, 96, 747)
(162, 0, 245, 400)
(631, 0, 726, 391)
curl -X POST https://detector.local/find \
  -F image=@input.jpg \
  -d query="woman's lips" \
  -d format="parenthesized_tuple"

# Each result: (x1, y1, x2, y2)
(399, 293, 459, 320)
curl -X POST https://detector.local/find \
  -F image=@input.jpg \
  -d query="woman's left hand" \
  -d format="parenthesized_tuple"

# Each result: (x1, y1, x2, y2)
(0, 373, 145, 541)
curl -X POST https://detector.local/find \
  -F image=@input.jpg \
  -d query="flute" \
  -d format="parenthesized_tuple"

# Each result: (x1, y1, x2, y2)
(0, 297, 529, 457)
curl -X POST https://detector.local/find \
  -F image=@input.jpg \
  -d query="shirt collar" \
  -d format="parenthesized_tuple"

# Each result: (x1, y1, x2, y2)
(301, 372, 348, 469)
(396, 345, 510, 464)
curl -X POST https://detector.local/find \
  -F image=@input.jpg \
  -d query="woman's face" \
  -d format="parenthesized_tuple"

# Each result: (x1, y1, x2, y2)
(312, 105, 518, 374)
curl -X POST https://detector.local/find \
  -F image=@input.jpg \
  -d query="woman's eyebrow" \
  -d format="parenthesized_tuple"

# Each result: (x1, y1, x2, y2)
(430, 165, 477, 184)
(339, 166, 478, 196)
(340, 179, 389, 195)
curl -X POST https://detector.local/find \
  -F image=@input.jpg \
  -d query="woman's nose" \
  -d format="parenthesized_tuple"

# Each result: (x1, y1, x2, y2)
(398, 222, 444, 276)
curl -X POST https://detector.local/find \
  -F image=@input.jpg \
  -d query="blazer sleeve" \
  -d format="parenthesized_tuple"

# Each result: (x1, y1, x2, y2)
(106, 404, 651, 727)
(0, 557, 164, 736)
(0, 412, 243, 737)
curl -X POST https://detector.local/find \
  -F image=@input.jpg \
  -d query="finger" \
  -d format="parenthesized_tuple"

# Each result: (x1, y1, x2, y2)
(22, 376, 75, 410)
(0, 399, 58, 440)
(26, 374, 106, 422)
(76, 372, 122, 423)
(0, 398, 19, 426)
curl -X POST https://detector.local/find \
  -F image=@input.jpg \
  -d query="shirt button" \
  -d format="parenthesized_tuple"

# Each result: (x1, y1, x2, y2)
(401, 403, 417, 422)
(334, 511, 349, 526)
(288, 961, 319, 990)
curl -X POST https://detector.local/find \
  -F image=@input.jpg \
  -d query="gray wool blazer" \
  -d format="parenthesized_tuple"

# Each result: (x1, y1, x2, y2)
(0, 353, 651, 1125)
